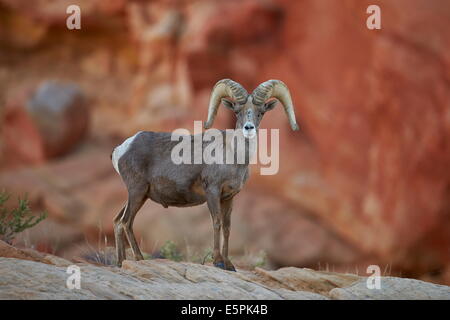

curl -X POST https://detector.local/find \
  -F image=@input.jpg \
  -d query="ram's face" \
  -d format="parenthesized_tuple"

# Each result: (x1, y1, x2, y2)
(222, 97, 278, 139)
(238, 105, 258, 139)
(204, 79, 299, 136)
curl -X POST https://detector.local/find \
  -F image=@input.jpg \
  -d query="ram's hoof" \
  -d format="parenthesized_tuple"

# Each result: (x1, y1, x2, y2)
(214, 262, 226, 269)
(226, 265, 236, 272)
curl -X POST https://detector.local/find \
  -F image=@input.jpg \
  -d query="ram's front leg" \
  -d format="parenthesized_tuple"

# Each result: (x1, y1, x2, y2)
(220, 198, 236, 271)
(205, 188, 225, 269)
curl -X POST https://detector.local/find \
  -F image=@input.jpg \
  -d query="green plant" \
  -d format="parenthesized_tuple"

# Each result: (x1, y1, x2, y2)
(159, 240, 184, 262)
(0, 191, 47, 244)
(254, 250, 267, 268)
(188, 247, 213, 265)
(200, 248, 213, 265)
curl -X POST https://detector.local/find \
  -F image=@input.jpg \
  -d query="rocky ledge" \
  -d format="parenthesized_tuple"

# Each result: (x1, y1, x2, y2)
(0, 242, 449, 300)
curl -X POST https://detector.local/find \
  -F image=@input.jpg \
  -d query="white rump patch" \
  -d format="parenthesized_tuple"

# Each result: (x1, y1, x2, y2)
(112, 131, 142, 175)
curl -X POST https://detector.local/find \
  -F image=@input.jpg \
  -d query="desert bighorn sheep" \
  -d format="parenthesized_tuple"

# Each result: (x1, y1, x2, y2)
(111, 79, 299, 270)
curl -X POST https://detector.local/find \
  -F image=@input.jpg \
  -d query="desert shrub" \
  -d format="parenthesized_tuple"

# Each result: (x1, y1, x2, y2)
(188, 247, 213, 265)
(0, 191, 47, 244)
(200, 247, 213, 265)
(158, 240, 184, 262)
(254, 250, 267, 268)
(82, 249, 117, 266)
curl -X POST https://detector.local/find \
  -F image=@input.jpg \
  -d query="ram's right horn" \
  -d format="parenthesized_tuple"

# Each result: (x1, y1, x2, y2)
(252, 80, 299, 131)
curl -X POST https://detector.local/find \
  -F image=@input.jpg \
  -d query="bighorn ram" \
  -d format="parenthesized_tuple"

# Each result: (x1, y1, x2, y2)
(111, 79, 299, 270)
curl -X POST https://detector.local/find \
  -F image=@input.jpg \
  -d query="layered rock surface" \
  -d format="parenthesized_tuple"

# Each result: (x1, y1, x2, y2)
(0, 249, 449, 300)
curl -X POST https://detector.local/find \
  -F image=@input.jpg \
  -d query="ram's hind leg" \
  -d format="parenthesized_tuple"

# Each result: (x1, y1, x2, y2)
(113, 179, 149, 267)
(114, 205, 127, 266)
(125, 207, 145, 261)
(121, 184, 148, 262)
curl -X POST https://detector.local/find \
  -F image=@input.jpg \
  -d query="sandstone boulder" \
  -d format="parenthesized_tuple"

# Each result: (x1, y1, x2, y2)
(2, 81, 89, 167)
(26, 81, 89, 158)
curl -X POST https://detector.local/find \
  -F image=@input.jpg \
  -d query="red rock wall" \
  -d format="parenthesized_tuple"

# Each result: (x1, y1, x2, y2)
(0, 0, 449, 280)
(179, 0, 450, 271)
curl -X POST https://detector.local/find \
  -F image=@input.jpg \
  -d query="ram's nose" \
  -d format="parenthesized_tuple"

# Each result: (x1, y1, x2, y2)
(243, 122, 256, 138)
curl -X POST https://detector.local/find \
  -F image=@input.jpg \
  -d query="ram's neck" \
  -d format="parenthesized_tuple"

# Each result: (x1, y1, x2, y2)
(199, 130, 257, 166)
(224, 129, 257, 166)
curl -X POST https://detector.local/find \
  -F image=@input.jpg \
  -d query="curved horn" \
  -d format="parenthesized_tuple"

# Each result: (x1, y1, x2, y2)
(204, 79, 248, 129)
(252, 80, 299, 131)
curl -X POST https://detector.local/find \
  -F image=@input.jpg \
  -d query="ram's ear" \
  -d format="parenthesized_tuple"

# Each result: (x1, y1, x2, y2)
(264, 99, 278, 111)
(221, 98, 236, 111)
